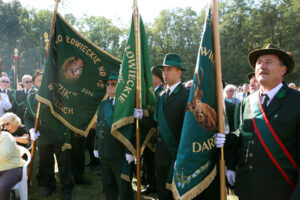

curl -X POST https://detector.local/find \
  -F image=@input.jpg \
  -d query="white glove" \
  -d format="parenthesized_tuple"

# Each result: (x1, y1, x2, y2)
(29, 128, 40, 141)
(215, 133, 226, 148)
(226, 169, 236, 186)
(134, 108, 143, 119)
(125, 154, 134, 164)
(93, 150, 99, 158)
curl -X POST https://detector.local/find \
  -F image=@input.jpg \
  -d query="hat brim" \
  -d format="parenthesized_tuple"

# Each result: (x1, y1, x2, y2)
(248, 48, 295, 75)
(157, 65, 186, 71)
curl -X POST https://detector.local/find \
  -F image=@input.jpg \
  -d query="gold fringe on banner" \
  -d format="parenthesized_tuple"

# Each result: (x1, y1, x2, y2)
(172, 165, 217, 200)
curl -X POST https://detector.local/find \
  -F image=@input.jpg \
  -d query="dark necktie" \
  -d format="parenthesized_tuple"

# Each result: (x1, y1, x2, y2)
(261, 94, 269, 110)
(164, 89, 170, 105)
(110, 98, 114, 107)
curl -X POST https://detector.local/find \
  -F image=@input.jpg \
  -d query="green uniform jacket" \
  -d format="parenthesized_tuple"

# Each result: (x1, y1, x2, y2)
(94, 98, 125, 161)
(12, 89, 36, 122)
(227, 83, 300, 200)
(155, 83, 189, 167)
(24, 92, 58, 146)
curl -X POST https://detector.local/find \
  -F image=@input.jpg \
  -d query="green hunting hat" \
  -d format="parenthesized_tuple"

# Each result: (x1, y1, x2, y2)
(108, 71, 119, 80)
(246, 72, 255, 80)
(158, 53, 186, 71)
(151, 66, 164, 83)
(248, 43, 295, 75)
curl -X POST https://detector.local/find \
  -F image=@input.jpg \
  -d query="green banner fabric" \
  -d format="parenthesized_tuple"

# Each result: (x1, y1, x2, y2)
(172, 8, 219, 199)
(36, 13, 121, 136)
(111, 14, 156, 156)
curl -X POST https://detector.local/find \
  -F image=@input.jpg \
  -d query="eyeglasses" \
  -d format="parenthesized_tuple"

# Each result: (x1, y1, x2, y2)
(25, 81, 32, 84)
(106, 83, 117, 87)
(1, 81, 9, 83)
(3, 123, 10, 126)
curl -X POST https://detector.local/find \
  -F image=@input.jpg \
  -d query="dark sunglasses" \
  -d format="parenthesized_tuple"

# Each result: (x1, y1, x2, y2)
(25, 81, 32, 84)
(106, 83, 117, 87)
(1, 81, 9, 83)
(3, 123, 10, 126)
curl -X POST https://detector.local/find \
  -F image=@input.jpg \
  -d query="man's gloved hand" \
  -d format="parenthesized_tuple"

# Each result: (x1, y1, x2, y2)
(134, 108, 143, 119)
(93, 150, 99, 158)
(215, 133, 226, 148)
(29, 128, 40, 141)
(125, 154, 135, 164)
(226, 169, 236, 186)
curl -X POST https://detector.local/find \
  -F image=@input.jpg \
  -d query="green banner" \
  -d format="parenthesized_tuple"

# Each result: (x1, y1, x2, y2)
(111, 14, 156, 156)
(36, 13, 121, 136)
(172, 7, 218, 199)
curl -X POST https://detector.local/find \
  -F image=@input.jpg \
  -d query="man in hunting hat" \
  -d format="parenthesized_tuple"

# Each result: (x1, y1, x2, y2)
(94, 71, 134, 200)
(152, 66, 164, 96)
(216, 44, 300, 200)
(140, 66, 165, 195)
(155, 53, 189, 199)
(247, 72, 260, 94)
(24, 71, 74, 200)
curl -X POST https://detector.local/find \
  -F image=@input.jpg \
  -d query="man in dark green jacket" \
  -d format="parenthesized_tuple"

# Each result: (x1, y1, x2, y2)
(12, 74, 36, 122)
(94, 71, 134, 200)
(217, 44, 300, 200)
(155, 54, 189, 200)
(24, 71, 73, 200)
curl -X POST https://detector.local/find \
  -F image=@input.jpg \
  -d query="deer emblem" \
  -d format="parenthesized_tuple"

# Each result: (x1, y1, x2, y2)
(186, 68, 217, 131)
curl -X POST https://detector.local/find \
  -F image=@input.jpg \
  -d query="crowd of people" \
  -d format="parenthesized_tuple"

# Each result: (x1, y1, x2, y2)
(0, 43, 299, 200)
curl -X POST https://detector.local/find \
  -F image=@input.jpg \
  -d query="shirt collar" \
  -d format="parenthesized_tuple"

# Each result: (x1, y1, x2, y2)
(260, 82, 283, 106)
(109, 97, 115, 105)
(154, 85, 160, 92)
(167, 81, 181, 95)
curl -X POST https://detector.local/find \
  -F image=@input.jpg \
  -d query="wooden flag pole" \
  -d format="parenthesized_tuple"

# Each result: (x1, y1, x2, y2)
(27, 0, 61, 192)
(211, 0, 226, 200)
(133, 0, 142, 199)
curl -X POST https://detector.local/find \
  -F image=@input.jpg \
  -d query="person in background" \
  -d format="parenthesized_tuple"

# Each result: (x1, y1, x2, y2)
(0, 112, 29, 148)
(0, 131, 26, 200)
(247, 72, 260, 94)
(11, 74, 36, 122)
(152, 66, 165, 95)
(224, 84, 240, 105)
(0, 77, 13, 104)
(1, 72, 8, 77)
(185, 79, 193, 90)
(288, 83, 297, 89)
(0, 92, 12, 117)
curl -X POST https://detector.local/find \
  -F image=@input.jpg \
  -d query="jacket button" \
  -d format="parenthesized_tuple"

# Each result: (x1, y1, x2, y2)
(249, 165, 253, 170)
(249, 153, 253, 157)
(251, 140, 255, 145)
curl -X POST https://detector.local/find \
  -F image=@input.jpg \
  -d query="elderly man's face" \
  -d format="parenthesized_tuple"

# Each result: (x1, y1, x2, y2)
(0, 78, 10, 90)
(106, 79, 117, 98)
(255, 54, 286, 91)
(23, 77, 33, 90)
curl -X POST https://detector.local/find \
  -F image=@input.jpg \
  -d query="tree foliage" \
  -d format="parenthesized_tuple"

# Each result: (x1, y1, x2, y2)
(0, 0, 299, 85)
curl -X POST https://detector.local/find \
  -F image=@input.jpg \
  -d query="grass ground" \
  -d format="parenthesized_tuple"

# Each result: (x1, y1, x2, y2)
(25, 150, 238, 200)
(26, 150, 156, 200)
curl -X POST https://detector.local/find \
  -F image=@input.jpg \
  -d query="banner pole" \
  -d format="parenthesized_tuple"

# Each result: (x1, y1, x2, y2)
(211, 0, 226, 200)
(133, 0, 142, 199)
(27, 0, 61, 192)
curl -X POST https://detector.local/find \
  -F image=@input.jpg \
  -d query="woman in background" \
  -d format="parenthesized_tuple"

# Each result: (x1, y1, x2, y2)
(0, 112, 30, 148)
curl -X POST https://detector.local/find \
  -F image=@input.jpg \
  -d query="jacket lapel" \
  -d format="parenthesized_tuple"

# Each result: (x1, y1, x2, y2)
(164, 83, 182, 110)
(264, 83, 287, 118)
